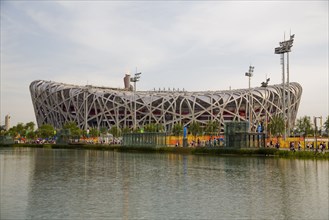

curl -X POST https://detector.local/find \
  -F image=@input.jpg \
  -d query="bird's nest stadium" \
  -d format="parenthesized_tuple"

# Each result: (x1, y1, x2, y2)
(30, 79, 302, 133)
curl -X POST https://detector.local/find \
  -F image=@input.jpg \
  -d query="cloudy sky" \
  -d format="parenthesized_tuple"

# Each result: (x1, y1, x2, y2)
(1, 1, 328, 127)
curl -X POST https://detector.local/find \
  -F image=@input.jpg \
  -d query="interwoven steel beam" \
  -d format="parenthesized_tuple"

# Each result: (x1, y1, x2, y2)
(30, 80, 302, 132)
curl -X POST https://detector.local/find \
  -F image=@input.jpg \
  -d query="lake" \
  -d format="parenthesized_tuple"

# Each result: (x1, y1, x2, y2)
(1, 147, 328, 219)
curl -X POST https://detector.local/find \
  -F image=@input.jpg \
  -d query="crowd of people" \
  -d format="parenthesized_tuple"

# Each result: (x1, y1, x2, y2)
(267, 140, 281, 149)
(266, 140, 327, 152)
(305, 142, 327, 152)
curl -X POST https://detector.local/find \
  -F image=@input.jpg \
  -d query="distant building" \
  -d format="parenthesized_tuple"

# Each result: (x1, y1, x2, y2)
(30, 80, 302, 133)
(5, 114, 10, 131)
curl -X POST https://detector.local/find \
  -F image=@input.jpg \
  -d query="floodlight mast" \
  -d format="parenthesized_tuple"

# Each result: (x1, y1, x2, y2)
(261, 77, 270, 134)
(275, 34, 294, 140)
(130, 71, 142, 130)
(245, 66, 254, 132)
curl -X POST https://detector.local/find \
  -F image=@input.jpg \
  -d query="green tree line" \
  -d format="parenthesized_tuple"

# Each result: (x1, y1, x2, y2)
(1, 115, 328, 141)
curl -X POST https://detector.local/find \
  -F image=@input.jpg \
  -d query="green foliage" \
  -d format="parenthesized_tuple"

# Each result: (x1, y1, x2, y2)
(132, 127, 140, 133)
(89, 128, 99, 137)
(81, 129, 87, 137)
(122, 127, 131, 134)
(189, 121, 202, 140)
(295, 116, 313, 136)
(6, 122, 36, 139)
(324, 116, 329, 134)
(268, 115, 285, 137)
(7, 123, 25, 138)
(185, 147, 279, 156)
(43, 144, 52, 148)
(205, 120, 219, 135)
(38, 124, 55, 139)
(144, 123, 164, 132)
(143, 123, 156, 132)
(25, 122, 35, 132)
(7, 127, 18, 138)
(16, 123, 26, 136)
(26, 131, 36, 140)
(109, 126, 121, 137)
(99, 126, 108, 135)
(274, 150, 329, 159)
(63, 122, 81, 138)
(25, 122, 36, 140)
(172, 123, 183, 137)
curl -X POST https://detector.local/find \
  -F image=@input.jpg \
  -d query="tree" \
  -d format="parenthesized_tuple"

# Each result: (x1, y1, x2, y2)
(99, 126, 108, 135)
(120, 127, 130, 134)
(324, 116, 329, 136)
(7, 126, 18, 138)
(144, 123, 157, 132)
(38, 124, 55, 139)
(5, 122, 36, 139)
(156, 124, 165, 132)
(172, 123, 183, 146)
(172, 123, 183, 137)
(144, 123, 164, 132)
(268, 115, 285, 138)
(205, 120, 219, 136)
(0, 127, 6, 135)
(295, 116, 313, 137)
(63, 122, 82, 139)
(25, 122, 35, 132)
(189, 121, 201, 140)
(26, 131, 36, 140)
(89, 128, 99, 137)
(109, 126, 121, 137)
(25, 122, 36, 141)
(16, 123, 26, 138)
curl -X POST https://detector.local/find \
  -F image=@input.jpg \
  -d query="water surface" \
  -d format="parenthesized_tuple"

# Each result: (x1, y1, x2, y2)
(1, 147, 328, 219)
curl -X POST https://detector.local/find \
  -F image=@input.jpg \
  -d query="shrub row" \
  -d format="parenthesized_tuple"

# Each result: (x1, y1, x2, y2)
(7, 144, 329, 159)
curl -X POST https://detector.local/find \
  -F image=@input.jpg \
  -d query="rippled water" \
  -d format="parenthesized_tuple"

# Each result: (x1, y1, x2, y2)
(1, 147, 328, 219)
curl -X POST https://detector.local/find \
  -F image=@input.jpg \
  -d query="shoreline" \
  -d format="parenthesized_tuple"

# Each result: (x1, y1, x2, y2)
(1, 143, 329, 159)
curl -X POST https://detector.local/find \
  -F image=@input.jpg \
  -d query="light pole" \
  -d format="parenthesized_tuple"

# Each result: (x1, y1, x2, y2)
(84, 88, 88, 131)
(275, 34, 294, 140)
(130, 72, 141, 130)
(261, 77, 270, 134)
(245, 66, 254, 131)
(314, 116, 322, 150)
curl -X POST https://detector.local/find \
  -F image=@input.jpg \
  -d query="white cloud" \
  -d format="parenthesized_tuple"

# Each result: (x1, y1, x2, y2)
(1, 1, 328, 126)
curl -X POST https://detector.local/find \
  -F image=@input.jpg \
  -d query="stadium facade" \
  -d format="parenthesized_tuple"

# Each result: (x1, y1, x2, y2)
(30, 79, 302, 133)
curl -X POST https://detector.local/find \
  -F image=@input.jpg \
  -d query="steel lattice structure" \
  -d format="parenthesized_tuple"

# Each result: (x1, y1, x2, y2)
(30, 80, 302, 132)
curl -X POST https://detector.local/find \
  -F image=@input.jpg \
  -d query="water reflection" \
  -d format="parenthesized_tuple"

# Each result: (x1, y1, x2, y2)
(0, 148, 328, 219)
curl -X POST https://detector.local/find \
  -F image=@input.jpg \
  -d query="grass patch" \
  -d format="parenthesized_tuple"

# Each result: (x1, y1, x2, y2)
(275, 150, 329, 159)
(43, 144, 52, 149)
(7, 144, 329, 159)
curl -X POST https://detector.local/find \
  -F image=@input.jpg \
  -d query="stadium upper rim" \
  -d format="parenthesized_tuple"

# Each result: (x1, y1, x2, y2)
(30, 79, 302, 133)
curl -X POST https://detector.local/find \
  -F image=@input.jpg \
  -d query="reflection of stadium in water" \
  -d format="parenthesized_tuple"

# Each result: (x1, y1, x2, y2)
(30, 79, 302, 132)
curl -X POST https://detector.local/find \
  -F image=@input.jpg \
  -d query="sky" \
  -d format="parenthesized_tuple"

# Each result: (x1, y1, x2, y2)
(1, 1, 328, 128)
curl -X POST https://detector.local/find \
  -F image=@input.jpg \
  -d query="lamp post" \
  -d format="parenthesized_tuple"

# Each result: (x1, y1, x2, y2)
(245, 66, 254, 131)
(84, 88, 88, 131)
(130, 72, 141, 130)
(275, 34, 294, 140)
(314, 116, 322, 150)
(261, 77, 270, 134)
